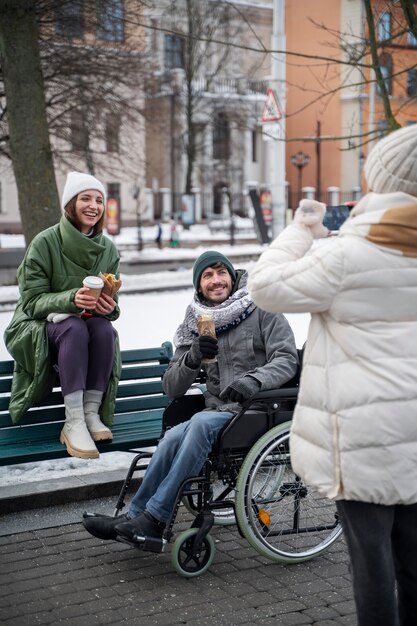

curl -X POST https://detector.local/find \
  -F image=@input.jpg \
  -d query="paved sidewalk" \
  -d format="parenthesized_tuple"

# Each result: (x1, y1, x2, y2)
(0, 506, 356, 626)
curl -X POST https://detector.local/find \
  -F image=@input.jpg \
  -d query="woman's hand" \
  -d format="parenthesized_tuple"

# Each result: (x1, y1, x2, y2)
(94, 292, 116, 315)
(294, 199, 330, 239)
(74, 287, 100, 310)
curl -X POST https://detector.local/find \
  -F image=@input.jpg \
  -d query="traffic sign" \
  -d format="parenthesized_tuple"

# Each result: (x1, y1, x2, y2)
(261, 88, 282, 122)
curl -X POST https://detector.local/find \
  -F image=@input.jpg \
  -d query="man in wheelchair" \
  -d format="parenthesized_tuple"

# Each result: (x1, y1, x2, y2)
(84, 250, 298, 546)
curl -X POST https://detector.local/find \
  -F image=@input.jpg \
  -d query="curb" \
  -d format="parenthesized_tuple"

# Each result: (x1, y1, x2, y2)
(0, 469, 141, 514)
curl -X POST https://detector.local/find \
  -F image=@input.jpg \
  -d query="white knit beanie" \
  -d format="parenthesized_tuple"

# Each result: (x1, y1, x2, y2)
(364, 124, 417, 196)
(61, 171, 107, 210)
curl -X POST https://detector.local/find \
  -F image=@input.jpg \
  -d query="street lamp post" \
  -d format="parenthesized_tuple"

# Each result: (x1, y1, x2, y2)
(132, 185, 143, 251)
(290, 151, 311, 206)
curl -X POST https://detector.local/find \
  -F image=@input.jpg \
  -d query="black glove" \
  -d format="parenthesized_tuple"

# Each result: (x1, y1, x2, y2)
(219, 376, 261, 404)
(185, 335, 219, 368)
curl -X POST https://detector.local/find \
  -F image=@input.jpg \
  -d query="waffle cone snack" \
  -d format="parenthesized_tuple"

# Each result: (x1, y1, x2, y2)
(197, 314, 216, 338)
(197, 314, 217, 363)
(99, 272, 122, 297)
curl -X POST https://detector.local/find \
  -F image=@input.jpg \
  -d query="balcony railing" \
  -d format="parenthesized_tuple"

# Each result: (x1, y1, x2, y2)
(191, 76, 268, 96)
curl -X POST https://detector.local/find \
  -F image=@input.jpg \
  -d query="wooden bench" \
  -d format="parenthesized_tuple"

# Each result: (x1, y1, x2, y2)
(0, 342, 173, 467)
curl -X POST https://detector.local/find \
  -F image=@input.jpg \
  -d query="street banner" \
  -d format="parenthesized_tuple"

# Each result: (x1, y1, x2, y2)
(106, 197, 120, 236)
(181, 194, 195, 226)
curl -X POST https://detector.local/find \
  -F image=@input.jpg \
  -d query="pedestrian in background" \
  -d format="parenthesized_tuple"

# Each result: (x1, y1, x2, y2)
(248, 124, 417, 626)
(4, 172, 121, 460)
(169, 219, 179, 247)
(155, 221, 162, 249)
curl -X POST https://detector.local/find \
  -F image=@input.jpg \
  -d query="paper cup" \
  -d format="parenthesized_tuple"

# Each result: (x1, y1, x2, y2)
(82, 276, 104, 301)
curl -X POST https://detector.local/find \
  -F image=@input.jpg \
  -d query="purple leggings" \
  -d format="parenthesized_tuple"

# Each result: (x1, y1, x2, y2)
(47, 316, 115, 396)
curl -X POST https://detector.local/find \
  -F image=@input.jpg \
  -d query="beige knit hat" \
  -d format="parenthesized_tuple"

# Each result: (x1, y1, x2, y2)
(61, 171, 107, 210)
(364, 124, 417, 196)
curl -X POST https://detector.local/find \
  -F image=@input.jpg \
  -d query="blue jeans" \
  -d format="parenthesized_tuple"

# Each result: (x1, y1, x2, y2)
(336, 500, 417, 626)
(128, 410, 234, 523)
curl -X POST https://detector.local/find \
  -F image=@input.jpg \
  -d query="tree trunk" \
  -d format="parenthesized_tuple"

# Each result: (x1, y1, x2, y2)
(0, 0, 60, 246)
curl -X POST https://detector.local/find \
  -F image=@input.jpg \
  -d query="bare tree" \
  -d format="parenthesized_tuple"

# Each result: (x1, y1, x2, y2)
(0, 0, 148, 244)
(0, 0, 61, 244)
(400, 0, 417, 37)
(146, 0, 244, 197)
(36, 0, 147, 178)
(279, 0, 416, 147)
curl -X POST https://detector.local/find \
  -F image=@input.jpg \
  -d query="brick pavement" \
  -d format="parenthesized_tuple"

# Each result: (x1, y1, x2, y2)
(0, 509, 356, 626)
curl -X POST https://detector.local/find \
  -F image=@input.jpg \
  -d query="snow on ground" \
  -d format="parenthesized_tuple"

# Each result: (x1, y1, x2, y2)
(0, 221, 310, 486)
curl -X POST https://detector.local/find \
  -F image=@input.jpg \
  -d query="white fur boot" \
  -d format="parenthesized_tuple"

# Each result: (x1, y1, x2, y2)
(84, 390, 113, 442)
(61, 391, 99, 459)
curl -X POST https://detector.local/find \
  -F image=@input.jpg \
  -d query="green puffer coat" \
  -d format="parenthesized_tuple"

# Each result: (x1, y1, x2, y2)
(4, 216, 122, 424)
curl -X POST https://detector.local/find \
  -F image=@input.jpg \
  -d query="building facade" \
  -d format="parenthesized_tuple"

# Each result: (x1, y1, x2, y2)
(143, 0, 275, 222)
(0, 0, 416, 232)
(0, 0, 146, 232)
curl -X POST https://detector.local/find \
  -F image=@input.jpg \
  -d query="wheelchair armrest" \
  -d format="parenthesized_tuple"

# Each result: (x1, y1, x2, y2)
(242, 387, 299, 407)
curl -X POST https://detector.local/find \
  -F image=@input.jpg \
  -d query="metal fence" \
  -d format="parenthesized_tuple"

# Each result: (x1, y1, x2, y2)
(151, 188, 362, 223)
(286, 189, 361, 213)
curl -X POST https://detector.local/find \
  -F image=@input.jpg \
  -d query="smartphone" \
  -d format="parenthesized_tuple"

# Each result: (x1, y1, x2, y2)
(323, 205, 351, 231)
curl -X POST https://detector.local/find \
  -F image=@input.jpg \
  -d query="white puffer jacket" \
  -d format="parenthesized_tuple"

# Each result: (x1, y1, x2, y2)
(248, 192, 417, 506)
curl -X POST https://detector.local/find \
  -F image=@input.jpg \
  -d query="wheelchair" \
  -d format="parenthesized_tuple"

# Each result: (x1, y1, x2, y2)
(84, 366, 342, 578)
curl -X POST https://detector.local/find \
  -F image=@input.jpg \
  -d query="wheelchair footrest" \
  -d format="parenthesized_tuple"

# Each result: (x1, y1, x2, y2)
(116, 533, 166, 553)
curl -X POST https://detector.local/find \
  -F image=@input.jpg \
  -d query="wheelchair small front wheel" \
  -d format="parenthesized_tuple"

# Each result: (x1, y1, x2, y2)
(171, 528, 216, 577)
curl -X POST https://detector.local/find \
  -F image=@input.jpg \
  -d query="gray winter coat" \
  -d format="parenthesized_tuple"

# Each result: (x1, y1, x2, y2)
(163, 305, 298, 412)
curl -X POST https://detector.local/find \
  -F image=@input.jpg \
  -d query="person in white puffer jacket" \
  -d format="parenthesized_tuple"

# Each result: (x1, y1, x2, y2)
(248, 124, 417, 626)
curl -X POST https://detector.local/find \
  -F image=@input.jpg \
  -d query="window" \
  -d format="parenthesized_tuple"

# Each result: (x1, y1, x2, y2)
(164, 35, 184, 70)
(213, 181, 227, 215)
(377, 119, 389, 134)
(408, 31, 417, 46)
(107, 182, 120, 199)
(377, 54, 393, 95)
(406, 69, 417, 97)
(213, 113, 230, 160)
(105, 113, 120, 152)
(96, 0, 124, 42)
(55, 0, 83, 38)
(70, 110, 89, 151)
(378, 12, 391, 41)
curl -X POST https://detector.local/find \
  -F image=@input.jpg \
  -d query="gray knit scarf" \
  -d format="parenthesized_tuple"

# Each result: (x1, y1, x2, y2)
(174, 270, 256, 348)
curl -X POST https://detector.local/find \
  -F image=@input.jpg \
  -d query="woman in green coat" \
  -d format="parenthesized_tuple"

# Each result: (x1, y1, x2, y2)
(4, 171, 121, 459)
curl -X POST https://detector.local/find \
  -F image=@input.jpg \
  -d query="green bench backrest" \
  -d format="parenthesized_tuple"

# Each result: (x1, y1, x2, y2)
(0, 342, 173, 466)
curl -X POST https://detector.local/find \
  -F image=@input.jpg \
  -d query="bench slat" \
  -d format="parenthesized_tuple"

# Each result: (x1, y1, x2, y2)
(0, 361, 14, 375)
(119, 364, 168, 380)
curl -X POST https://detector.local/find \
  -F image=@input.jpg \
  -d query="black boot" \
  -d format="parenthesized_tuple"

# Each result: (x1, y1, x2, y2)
(83, 513, 130, 540)
(115, 510, 165, 542)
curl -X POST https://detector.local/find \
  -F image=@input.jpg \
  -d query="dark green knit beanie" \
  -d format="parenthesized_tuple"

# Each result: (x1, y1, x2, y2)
(192, 251, 236, 290)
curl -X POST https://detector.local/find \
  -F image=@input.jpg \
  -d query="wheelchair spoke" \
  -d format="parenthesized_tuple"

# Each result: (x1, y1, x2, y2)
(235, 423, 342, 563)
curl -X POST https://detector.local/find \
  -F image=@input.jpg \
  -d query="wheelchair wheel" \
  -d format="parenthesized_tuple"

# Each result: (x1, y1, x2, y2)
(171, 528, 216, 577)
(182, 477, 236, 525)
(235, 422, 342, 564)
